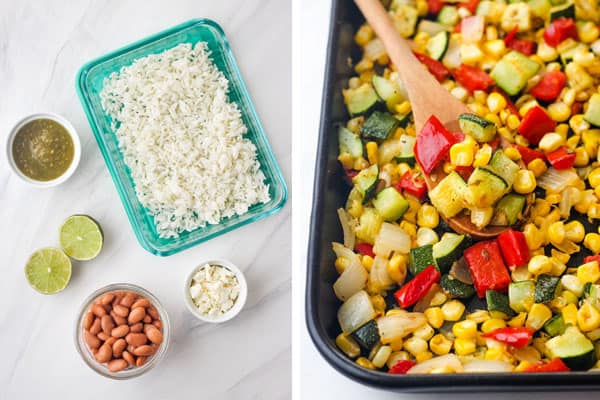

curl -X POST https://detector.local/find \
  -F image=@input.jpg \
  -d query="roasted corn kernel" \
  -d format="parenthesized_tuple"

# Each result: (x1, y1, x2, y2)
(441, 300, 465, 321)
(429, 334, 453, 356)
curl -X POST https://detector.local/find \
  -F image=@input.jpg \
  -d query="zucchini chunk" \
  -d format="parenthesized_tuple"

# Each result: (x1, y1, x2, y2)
(550, 1, 575, 20)
(584, 93, 600, 127)
(394, 134, 416, 166)
(491, 51, 540, 96)
(352, 320, 381, 351)
(486, 289, 516, 318)
(509, 280, 536, 313)
(344, 84, 379, 116)
(528, 0, 552, 19)
(372, 75, 404, 112)
(353, 164, 379, 202)
(391, 4, 419, 38)
(429, 171, 468, 218)
(546, 326, 597, 370)
(467, 167, 508, 208)
(433, 233, 469, 272)
(440, 274, 476, 299)
(438, 5, 459, 27)
(410, 244, 438, 276)
(534, 274, 560, 303)
(372, 187, 410, 222)
(491, 194, 526, 226)
(361, 111, 400, 141)
(544, 314, 567, 337)
(338, 126, 363, 159)
(426, 31, 450, 60)
(487, 149, 520, 188)
(458, 113, 497, 143)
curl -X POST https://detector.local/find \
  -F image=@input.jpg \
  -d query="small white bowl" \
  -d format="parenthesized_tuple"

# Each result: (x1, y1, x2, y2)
(184, 259, 248, 323)
(5, 112, 81, 187)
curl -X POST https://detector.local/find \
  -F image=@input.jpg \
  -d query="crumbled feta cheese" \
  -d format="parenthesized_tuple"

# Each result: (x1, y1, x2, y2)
(189, 263, 240, 316)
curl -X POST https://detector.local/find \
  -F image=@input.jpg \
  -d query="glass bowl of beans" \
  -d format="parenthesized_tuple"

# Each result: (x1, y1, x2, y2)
(74, 283, 170, 379)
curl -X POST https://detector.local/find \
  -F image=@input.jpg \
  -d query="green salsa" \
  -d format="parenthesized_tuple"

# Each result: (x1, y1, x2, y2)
(12, 118, 74, 181)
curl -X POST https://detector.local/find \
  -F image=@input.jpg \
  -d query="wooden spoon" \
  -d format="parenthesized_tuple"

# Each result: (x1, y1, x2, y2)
(354, 0, 532, 239)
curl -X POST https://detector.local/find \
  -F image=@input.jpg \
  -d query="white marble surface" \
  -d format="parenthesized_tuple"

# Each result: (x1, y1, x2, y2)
(295, 1, 597, 399)
(0, 1, 290, 399)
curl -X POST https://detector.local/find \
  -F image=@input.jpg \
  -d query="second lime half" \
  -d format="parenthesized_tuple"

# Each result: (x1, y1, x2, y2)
(59, 215, 103, 261)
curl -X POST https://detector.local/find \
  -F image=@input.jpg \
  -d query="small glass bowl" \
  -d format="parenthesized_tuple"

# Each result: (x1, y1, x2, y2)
(184, 259, 248, 323)
(74, 283, 170, 379)
(5, 112, 81, 188)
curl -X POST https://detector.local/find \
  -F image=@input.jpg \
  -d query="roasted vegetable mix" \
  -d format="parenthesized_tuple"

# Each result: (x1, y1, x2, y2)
(333, 0, 600, 374)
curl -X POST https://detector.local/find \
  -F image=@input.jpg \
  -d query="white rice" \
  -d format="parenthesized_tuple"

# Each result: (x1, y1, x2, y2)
(100, 43, 270, 238)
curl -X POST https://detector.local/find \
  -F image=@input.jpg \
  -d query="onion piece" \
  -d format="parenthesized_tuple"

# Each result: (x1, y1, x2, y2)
(364, 38, 386, 61)
(460, 16, 484, 43)
(337, 290, 376, 334)
(377, 312, 426, 343)
(374, 223, 411, 258)
(442, 37, 462, 69)
(537, 168, 580, 192)
(512, 346, 542, 364)
(407, 354, 464, 374)
(462, 359, 513, 373)
(559, 187, 581, 218)
(370, 255, 396, 290)
(333, 259, 368, 301)
(332, 242, 360, 263)
(389, 72, 409, 103)
(337, 208, 355, 249)
(449, 257, 473, 285)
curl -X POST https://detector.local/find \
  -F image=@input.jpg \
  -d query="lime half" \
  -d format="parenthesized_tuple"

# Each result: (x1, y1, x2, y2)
(25, 248, 72, 294)
(59, 215, 104, 260)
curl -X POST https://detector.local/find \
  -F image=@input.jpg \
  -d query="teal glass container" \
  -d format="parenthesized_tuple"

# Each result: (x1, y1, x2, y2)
(76, 19, 287, 256)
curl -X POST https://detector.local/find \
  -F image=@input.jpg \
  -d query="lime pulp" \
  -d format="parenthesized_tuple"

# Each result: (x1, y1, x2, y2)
(59, 215, 103, 261)
(25, 247, 72, 294)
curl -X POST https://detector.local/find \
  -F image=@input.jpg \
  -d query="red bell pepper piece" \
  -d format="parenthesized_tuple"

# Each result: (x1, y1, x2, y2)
(354, 243, 375, 258)
(504, 27, 536, 55)
(524, 358, 571, 373)
(517, 106, 556, 145)
(427, 0, 444, 15)
(452, 64, 495, 93)
(572, 102, 583, 115)
(396, 171, 427, 200)
(394, 265, 441, 308)
(497, 229, 531, 270)
(584, 255, 600, 264)
(509, 39, 536, 56)
(482, 327, 535, 348)
(464, 240, 511, 298)
(414, 115, 459, 175)
(504, 27, 519, 45)
(530, 71, 567, 102)
(544, 18, 578, 47)
(515, 145, 546, 165)
(458, 0, 480, 14)
(454, 165, 474, 181)
(546, 147, 576, 170)
(388, 359, 416, 374)
(488, 137, 501, 153)
(413, 52, 451, 82)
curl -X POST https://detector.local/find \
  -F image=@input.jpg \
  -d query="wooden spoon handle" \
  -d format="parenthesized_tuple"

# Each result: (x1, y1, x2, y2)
(354, 0, 468, 132)
(354, 0, 438, 125)
(354, 0, 425, 82)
